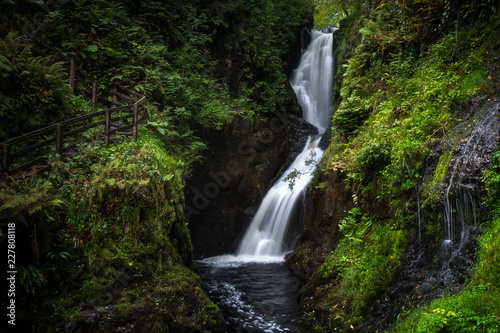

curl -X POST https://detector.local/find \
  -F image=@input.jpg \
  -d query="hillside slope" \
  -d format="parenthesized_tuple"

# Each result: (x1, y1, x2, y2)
(288, 1, 500, 331)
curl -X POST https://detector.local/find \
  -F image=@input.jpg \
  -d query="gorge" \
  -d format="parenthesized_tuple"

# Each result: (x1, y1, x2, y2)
(1, 1, 499, 332)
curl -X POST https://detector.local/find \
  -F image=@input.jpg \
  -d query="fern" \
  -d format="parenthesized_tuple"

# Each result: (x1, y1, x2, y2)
(146, 112, 207, 166)
(0, 177, 62, 217)
(0, 176, 63, 262)
(17, 264, 47, 294)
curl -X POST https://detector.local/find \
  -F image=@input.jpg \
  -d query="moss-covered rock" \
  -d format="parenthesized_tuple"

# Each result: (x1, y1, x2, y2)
(0, 133, 225, 332)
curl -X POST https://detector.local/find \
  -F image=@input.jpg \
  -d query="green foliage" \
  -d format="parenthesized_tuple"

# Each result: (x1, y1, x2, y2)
(146, 109, 207, 167)
(150, 70, 234, 132)
(0, 177, 62, 220)
(482, 151, 500, 210)
(218, 0, 314, 113)
(2, 0, 312, 140)
(37, 130, 223, 330)
(0, 128, 224, 330)
(50, 133, 185, 247)
(0, 177, 63, 262)
(327, 9, 495, 210)
(313, 207, 405, 328)
(0, 32, 84, 141)
(5, 0, 235, 136)
(477, 150, 500, 287)
(394, 284, 500, 332)
(306, 4, 500, 331)
(17, 264, 47, 294)
(394, 144, 500, 333)
(313, 0, 346, 29)
(332, 92, 372, 136)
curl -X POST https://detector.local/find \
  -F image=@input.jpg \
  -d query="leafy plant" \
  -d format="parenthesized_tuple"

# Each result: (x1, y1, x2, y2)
(0, 177, 63, 263)
(17, 264, 48, 295)
(317, 207, 405, 328)
(0, 32, 82, 141)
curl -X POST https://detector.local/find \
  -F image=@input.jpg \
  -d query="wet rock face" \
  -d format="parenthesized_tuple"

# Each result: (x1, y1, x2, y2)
(186, 108, 318, 258)
(362, 97, 500, 332)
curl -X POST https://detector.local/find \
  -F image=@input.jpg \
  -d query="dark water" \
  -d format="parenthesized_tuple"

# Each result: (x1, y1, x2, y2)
(197, 255, 304, 333)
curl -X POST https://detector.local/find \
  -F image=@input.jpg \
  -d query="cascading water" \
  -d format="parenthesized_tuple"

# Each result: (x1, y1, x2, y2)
(237, 136, 324, 257)
(236, 30, 333, 257)
(441, 101, 500, 269)
(197, 29, 335, 332)
(291, 30, 334, 135)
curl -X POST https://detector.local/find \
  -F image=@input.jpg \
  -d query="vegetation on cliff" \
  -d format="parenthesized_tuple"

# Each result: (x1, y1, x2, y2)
(292, 0, 500, 331)
(0, 131, 227, 331)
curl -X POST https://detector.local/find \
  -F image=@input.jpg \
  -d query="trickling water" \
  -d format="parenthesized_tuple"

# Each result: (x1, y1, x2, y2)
(371, 101, 500, 329)
(417, 195, 422, 255)
(442, 101, 500, 268)
(198, 29, 335, 332)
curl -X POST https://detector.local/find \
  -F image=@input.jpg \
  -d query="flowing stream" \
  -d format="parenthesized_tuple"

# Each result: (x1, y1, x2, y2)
(197, 30, 334, 332)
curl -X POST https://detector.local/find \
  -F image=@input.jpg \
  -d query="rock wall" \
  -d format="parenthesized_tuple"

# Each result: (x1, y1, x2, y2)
(186, 101, 318, 258)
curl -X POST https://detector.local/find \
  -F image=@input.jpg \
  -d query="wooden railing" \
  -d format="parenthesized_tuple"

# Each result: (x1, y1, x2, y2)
(1, 86, 147, 176)
(69, 59, 99, 112)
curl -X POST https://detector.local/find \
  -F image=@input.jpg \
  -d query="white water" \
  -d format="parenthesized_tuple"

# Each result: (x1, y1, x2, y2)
(236, 30, 334, 258)
(442, 101, 500, 267)
(290, 30, 334, 134)
(237, 137, 324, 256)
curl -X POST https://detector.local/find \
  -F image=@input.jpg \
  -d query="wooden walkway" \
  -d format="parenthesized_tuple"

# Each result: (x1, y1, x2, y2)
(0, 60, 147, 176)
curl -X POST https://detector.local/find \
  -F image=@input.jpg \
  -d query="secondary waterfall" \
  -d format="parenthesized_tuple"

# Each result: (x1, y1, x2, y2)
(198, 29, 334, 332)
(442, 101, 500, 267)
(237, 30, 334, 257)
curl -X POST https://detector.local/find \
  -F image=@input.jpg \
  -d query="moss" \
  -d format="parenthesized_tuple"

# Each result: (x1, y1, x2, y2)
(424, 148, 454, 202)
(298, 211, 406, 331)
(0, 134, 225, 332)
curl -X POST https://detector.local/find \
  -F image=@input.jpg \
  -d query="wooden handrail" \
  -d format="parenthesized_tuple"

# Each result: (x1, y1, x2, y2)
(0, 47, 148, 176)
(2, 125, 57, 145)
(1, 93, 147, 176)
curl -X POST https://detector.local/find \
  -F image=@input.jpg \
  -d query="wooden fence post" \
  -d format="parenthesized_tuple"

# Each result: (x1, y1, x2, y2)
(112, 87, 117, 107)
(92, 82, 98, 113)
(105, 109, 111, 147)
(143, 98, 147, 123)
(2, 144, 10, 174)
(132, 103, 138, 141)
(56, 123, 63, 160)
(69, 60, 75, 93)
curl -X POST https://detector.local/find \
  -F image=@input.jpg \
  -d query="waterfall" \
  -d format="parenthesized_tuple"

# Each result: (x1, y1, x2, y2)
(441, 101, 500, 267)
(237, 30, 334, 257)
(197, 29, 335, 332)
(237, 137, 324, 256)
(290, 30, 334, 134)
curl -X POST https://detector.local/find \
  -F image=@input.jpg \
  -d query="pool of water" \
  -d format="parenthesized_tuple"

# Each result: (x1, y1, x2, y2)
(197, 255, 304, 333)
